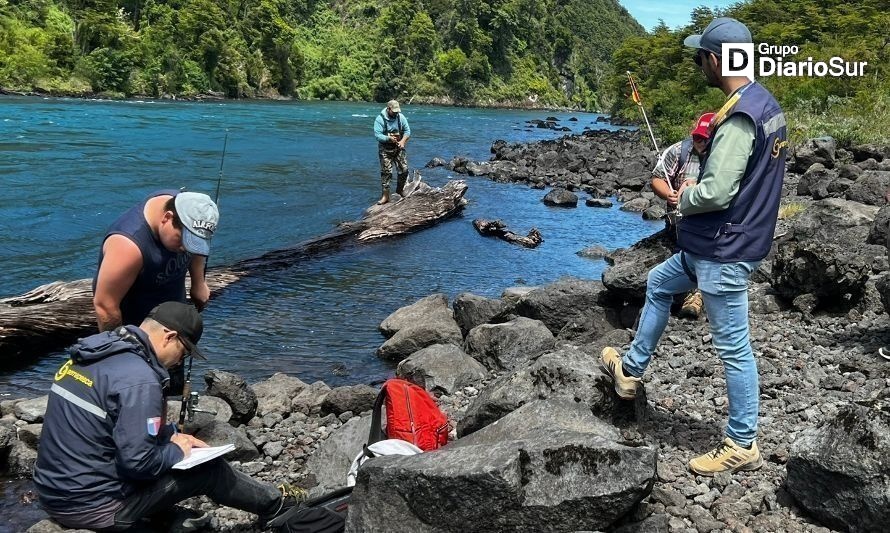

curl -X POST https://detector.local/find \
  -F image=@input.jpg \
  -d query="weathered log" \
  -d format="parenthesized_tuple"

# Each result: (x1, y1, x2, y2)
(0, 177, 468, 366)
(473, 218, 543, 248)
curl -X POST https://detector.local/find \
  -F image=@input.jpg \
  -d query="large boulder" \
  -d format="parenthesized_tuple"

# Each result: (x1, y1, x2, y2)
(396, 344, 488, 395)
(603, 231, 674, 301)
(346, 399, 656, 533)
(291, 381, 333, 416)
(512, 278, 607, 333)
(789, 197, 878, 241)
(556, 306, 620, 345)
(14, 396, 48, 423)
(542, 188, 578, 207)
(850, 144, 889, 162)
(321, 385, 378, 417)
(253, 373, 308, 417)
(866, 204, 890, 246)
(463, 318, 555, 371)
(376, 320, 463, 362)
(203, 370, 258, 425)
(786, 402, 890, 533)
(846, 170, 890, 206)
(306, 415, 372, 497)
(191, 420, 260, 462)
(452, 293, 507, 336)
(796, 163, 836, 198)
(790, 136, 836, 173)
(458, 339, 636, 437)
(379, 294, 453, 338)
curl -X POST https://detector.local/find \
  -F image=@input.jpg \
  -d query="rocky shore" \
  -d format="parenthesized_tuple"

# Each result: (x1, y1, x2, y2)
(6, 130, 890, 532)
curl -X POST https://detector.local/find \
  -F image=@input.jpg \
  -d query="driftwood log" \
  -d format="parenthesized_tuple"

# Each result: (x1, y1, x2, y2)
(473, 219, 543, 249)
(0, 176, 467, 367)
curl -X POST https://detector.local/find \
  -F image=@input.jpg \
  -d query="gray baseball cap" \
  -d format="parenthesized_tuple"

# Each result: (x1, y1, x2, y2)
(684, 17, 752, 56)
(174, 192, 219, 256)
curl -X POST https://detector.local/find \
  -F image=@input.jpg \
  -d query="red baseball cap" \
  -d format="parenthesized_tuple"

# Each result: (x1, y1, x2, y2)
(691, 112, 716, 140)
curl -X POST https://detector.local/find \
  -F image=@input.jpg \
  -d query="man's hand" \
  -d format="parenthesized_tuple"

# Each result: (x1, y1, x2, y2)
(190, 278, 210, 311)
(397, 139, 406, 149)
(388, 133, 399, 143)
(171, 433, 208, 457)
(677, 179, 696, 202)
(666, 190, 680, 208)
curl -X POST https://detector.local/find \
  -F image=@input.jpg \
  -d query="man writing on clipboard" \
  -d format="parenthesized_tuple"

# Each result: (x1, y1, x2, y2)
(33, 302, 302, 530)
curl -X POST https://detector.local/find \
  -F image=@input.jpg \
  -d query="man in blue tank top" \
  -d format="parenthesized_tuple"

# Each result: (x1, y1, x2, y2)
(93, 190, 219, 332)
(601, 17, 787, 475)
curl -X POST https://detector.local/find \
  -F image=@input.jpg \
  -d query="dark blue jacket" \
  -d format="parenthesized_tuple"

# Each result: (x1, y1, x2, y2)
(92, 189, 191, 325)
(678, 82, 787, 262)
(33, 326, 184, 514)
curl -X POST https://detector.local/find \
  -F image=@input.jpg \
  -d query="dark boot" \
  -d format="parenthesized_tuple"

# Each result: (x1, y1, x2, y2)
(376, 188, 390, 205)
(396, 173, 408, 196)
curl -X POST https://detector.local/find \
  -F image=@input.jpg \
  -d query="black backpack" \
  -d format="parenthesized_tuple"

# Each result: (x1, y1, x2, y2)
(267, 486, 352, 533)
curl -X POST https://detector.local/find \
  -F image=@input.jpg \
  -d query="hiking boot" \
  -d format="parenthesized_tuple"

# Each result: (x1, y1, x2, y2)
(688, 437, 763, 476)
(259, 483, 308, 529)
(679, 290, 703, 319)
(600, 347, 641, 400)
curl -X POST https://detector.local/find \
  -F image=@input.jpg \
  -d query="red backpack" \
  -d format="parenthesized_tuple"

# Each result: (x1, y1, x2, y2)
(368, 378, 450, 451)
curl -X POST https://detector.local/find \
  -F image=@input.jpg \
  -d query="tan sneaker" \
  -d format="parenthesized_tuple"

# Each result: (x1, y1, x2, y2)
(688, 437, 763, 476)
(678, 290, 703, 319)
(600, 347, 641, 400)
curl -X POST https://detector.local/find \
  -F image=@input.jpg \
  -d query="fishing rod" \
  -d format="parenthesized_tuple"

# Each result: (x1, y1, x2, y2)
(179, 132, 228, 428)
(626, 71, 661, 162)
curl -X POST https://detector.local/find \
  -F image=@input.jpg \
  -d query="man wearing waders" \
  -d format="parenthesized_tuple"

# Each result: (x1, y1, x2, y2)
(373, 100, 411, 205)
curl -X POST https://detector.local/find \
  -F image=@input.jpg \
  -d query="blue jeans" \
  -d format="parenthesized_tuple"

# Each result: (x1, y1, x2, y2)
(623, 252, 761, 446)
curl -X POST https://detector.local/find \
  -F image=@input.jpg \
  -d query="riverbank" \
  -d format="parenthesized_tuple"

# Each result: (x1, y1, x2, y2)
(7, 130, 890, 531)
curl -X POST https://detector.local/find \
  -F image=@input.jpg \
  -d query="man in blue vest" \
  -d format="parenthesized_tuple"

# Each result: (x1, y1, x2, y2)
(601, 17, 787, 475)
(373, 100, 411, 205)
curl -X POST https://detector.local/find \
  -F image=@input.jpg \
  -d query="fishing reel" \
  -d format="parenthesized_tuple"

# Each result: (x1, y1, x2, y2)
(665, 210, 683, 227)
(183, 391, 218, 423)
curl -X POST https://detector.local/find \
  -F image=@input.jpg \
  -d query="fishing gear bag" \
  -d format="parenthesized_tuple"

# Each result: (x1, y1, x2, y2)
(369, 378, 450, 451)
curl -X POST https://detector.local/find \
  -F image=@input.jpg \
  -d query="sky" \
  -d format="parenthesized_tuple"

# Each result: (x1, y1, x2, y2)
(619, 1, 739, 32)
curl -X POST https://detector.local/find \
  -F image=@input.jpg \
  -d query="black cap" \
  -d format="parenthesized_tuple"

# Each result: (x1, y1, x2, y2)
(147, 302, 207, 360)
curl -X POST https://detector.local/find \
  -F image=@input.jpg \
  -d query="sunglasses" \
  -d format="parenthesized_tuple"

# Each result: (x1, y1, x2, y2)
(693, 49, 718, 67)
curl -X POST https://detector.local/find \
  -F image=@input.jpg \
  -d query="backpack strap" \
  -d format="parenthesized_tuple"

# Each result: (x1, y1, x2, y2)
(670, 137, 695, 181)
(367, 383, 387, 445)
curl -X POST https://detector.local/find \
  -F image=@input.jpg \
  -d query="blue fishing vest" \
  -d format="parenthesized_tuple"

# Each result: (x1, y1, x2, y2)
(678, 82, 787, 262)
(92, 190, 190, 325)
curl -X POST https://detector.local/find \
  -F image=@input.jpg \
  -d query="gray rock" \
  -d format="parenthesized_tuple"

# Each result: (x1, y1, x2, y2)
(512, 278, 607, 334)
(577, 245, 609, 259)
(263, 441, 285, 459)
(452, 293, 507, 336)
(321, 385, 378, 416)
(291, 381, 332, 416)
(253, 373, 308, 417)
(7, 440, 38, 476)
(458, 344, 638, 437)
(642, 205, 665, 220)
(603, 230, 674, 300)
(307, 415, 372, 496)
(867, 204, 890, 246)
(586, 197, 613, 208)
(166, 396, 233, 428)
(846, 170, 890, 206)
(542, 187, 578, 207)
(14, 396, 48, 423)
(425, 157, 446, 168)
(347, 399, 655, 533)
(17, 423, 42, 449)
(796, 163, 836, 198)
(376, 318, 463, 362)
(0, 420, 14, 451)
(204, 370, 258, 424)
(0, 399, 21, 418)
(850, 143, 889, 162)
(27, 520, 92, 533)
(791, 136, 836, 172)
(191, 420, 260, 462)
(397, 344, 488, 395)
(379, 294, 453, 338)
(464, 317, 555, 371)
(620, 196, 650, 212)
(786, 401, 890, 533)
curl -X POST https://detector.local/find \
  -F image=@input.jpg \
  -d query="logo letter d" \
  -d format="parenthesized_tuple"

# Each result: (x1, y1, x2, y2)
(722, 43, 754, 81)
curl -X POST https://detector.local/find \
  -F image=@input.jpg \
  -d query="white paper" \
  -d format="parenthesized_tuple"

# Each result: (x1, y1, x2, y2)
(172, 443, 236, 470)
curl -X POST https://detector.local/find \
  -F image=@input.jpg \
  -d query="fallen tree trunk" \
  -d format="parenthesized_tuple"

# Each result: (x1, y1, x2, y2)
(0, 177, 467, 366)
(473, 218, 543, 248)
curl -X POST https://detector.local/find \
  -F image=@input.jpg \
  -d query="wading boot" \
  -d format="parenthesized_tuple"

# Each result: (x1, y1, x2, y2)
(396, 173, 408, 196)
(376, 188, 390, 205)
(600, 347, 641, 400)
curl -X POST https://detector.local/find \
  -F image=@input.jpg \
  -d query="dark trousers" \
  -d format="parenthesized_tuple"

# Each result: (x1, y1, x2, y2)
(104, 459, 280, 531)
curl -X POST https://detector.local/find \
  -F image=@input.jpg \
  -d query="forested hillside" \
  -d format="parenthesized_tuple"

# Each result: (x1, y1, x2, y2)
(608, 0, 889, 144)
(0, 0, 643, 108)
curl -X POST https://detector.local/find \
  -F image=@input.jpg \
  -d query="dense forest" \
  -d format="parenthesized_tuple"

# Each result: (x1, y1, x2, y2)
(609, 0, 889, 144)
(0, 0, 643, 109)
